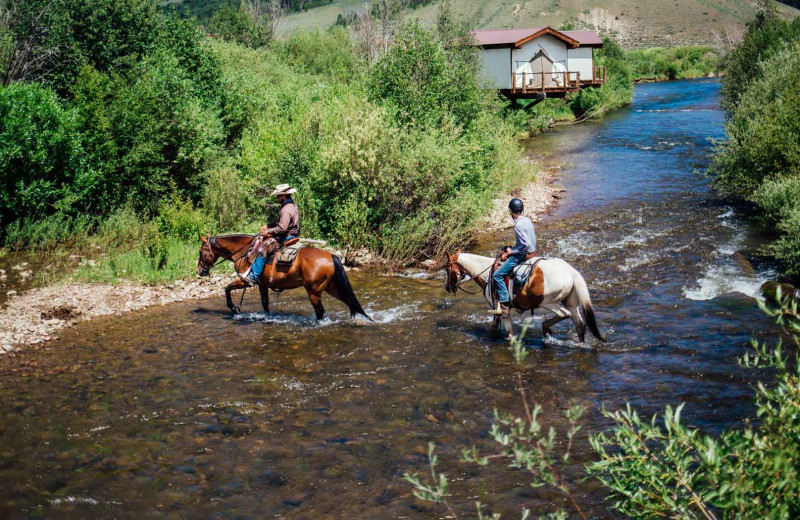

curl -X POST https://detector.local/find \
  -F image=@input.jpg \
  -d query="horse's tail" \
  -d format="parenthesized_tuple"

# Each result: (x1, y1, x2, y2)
(571, 268, 606, 342)
(332, 255, 372, 321)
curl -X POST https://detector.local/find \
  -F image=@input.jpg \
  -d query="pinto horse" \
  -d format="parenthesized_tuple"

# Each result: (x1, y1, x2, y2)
(196, 233, 370, 321)
(444, 251, 605, 343)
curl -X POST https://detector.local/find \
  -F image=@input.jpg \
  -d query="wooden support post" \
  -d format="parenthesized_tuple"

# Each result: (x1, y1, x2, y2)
(523, 71, 527, 93)
(576, 71, 580, 90)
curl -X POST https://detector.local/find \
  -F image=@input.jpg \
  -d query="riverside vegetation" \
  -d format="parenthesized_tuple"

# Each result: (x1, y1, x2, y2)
(709, 10, 800, 277)
(0, 0, 636, 283)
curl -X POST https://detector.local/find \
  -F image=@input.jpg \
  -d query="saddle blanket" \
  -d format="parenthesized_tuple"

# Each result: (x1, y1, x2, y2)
(269, 242, 306, 265)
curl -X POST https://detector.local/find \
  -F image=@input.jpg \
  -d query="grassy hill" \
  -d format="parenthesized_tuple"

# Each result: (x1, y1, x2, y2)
(278, 0, 798, 48)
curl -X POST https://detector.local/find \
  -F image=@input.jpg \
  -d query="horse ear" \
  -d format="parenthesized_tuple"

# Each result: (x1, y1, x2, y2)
(199, 232, 207, 244)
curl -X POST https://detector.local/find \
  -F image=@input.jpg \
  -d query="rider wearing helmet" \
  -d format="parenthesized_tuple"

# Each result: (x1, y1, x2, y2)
(490, 197, 537, 315)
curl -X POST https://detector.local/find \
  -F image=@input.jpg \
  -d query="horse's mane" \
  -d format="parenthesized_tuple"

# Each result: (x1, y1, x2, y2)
(214, 233, 256, 240)
(457, 253, 494, 277)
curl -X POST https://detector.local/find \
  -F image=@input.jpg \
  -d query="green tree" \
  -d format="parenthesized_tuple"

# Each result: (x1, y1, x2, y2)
(0, 82, 83, 229)
(368, 21, 490, 130)
(206, 1, 271, 48)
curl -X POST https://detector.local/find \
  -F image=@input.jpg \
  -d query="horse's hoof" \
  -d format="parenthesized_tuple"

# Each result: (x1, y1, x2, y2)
(232, 306, 240, 315)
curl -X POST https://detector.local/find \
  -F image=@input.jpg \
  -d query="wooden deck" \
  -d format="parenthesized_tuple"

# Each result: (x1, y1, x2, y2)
(503, 66, 606, 99)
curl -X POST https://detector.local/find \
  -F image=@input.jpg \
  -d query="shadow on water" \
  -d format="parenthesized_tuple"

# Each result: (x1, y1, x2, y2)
(0, 79, 783, 519)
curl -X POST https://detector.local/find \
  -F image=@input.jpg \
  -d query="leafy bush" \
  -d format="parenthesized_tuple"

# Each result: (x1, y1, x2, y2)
(368, 21, 490, 130)
(206, 1, 271, 48)
(623, 46, 720, 80)
(720, 12, 800, 112)
(281, 28, 365, 81)
(157, 196, 212, 241)
(0, 82, 83, 230)
(590, 296, 800, 518)
(70, 53, 225, 216)
(710, 42, 800, 196)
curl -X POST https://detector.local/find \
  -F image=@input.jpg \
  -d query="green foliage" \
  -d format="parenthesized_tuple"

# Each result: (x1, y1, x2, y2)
(69, 53, 225, 216)
(157, 197, 212, 241)
(368, 21, 490, 130)
(623, 46, 721, 80)
(281, 28, 365, 81)
(710, 40, 800, 275)
(720, 12, 800, 112)
(0, 0, 537, 273)
(0, 82, 83, 230)
(589, 295, 800, 518)
(206, 1, 272, 48)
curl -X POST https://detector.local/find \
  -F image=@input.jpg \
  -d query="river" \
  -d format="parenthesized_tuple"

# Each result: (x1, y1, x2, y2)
(0, 79, 781, 519)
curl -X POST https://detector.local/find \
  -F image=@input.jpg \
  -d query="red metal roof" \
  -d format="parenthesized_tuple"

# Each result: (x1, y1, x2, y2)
(471, 27, 547, 47)
(562, 30, 604, 47)
(471, 27, 602, 48)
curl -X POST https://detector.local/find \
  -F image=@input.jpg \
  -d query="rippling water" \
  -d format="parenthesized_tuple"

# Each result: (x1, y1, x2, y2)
(0, 79, 782, 519)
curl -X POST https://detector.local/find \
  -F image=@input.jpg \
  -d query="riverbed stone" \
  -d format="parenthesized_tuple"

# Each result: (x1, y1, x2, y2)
(761, 281, 800, 304)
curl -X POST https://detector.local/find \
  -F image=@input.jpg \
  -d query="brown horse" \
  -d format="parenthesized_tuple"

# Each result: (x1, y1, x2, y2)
(196, 233, 370, 321)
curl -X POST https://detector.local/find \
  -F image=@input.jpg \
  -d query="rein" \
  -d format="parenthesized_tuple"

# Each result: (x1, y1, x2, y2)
(452, 262, 493, 295)
(207, 234, 257, 272)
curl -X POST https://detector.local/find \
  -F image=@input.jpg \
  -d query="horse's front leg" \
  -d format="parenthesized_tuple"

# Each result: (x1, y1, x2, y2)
(489, 316, 500, 332)
(225, 278, 248, 315)
(502, 311, 514, 341)
(258, 281, 270, 315)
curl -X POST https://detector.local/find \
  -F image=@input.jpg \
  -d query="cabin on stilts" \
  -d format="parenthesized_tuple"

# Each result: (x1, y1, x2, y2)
(471, 27, 605, 100)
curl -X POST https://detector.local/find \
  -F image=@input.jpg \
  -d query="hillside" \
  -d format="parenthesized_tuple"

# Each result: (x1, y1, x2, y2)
(278, 0, 799, 48)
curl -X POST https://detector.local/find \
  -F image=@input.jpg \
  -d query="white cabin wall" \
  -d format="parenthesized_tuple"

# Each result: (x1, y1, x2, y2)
(479, 47, 512, 89)
(512, 35, 568, 70)
(567, 47, 594, 80)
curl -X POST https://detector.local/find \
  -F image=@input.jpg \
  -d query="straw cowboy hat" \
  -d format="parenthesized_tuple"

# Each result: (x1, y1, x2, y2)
(270, 183, 297, 197)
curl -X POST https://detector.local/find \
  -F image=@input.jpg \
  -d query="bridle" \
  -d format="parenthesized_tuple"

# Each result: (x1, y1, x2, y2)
(199, 234, 257, 276)
(445, 258, 490, 295)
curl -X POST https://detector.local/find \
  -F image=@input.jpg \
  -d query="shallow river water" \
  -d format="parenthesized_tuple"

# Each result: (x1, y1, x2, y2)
(0, 79, 782, 519)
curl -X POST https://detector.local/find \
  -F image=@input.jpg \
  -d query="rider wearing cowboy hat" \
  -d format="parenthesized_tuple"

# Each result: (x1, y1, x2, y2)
(246, 183, 300, 284)
(490, 197, 536, 315)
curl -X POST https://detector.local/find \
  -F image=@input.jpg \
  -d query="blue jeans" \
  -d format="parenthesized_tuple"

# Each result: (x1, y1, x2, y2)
(493, 254, 524, 303)
(248, 235, 297, 282)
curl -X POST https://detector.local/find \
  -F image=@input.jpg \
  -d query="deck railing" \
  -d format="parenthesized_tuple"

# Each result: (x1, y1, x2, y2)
(510, 66, 605, 94)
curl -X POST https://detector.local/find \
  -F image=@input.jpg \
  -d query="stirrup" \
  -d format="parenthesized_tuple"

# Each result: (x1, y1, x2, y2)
(488, 302, 509, 315)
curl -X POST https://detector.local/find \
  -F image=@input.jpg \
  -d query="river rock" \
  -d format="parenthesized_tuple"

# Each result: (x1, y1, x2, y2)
(731, 251, 756, 277)
(761, 281, 800, 304)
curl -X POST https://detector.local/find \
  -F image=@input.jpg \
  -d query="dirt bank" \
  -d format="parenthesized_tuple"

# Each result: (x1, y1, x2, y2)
(484, 165, 563, 232)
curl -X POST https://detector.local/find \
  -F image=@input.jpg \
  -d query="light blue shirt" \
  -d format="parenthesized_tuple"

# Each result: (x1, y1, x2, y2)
(509, 215, 536, 255)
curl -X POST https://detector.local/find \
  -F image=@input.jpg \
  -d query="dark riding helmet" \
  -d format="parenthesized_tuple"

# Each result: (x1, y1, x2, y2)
(508, 198, 524, 214)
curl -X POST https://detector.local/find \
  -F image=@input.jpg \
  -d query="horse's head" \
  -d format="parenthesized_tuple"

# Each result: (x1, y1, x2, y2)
(196, 233, 218, 277)
(444, 251, 465, 295)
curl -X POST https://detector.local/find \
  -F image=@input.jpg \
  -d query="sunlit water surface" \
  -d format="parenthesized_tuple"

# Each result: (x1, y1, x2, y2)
(0, 79, 781, 519)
